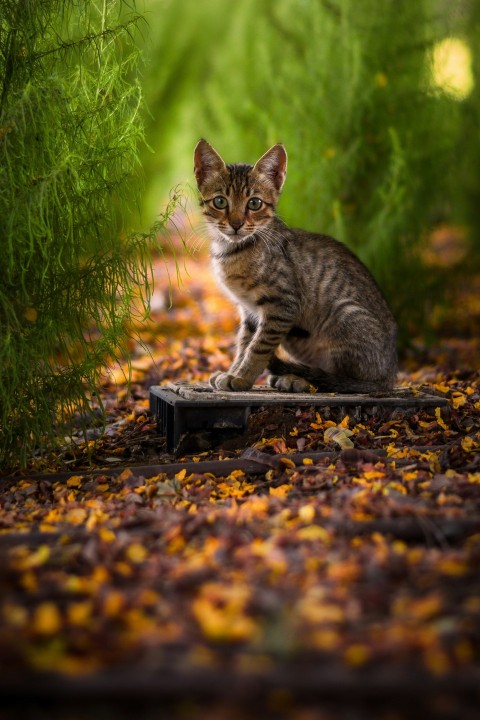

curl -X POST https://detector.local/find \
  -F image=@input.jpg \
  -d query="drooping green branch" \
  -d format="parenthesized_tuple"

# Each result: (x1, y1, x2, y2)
(0, 0, 175, 469)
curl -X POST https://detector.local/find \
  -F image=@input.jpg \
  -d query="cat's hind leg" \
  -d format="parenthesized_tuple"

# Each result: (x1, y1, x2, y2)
(267, 354, 314, 392)
(268, 373, 313, 393)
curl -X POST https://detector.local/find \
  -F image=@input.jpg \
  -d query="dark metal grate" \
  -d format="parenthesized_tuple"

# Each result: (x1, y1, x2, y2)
(149, 381, 450, 453)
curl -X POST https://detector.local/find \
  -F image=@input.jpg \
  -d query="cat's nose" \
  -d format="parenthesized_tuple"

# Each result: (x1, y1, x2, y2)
(230, 219, 244, 232)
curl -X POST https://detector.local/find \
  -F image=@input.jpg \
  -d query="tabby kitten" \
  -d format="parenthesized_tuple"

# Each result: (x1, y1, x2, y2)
(194, 139, 397, 393)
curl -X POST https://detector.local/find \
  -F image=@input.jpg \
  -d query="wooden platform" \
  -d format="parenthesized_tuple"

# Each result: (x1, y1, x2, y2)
(149, 381, 449, 453)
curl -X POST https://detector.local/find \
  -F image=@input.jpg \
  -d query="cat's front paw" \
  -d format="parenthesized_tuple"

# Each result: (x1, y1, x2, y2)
(208, 371, 222, 389)
(210, 372, 252, 391)
(268, 373, 314, 393)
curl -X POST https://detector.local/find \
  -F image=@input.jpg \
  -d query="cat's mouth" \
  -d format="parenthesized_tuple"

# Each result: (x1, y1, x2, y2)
(218, 226, 255, 242)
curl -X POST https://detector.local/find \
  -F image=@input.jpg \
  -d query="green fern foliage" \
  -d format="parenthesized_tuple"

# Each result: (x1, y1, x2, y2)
(0, 1, 158, 469)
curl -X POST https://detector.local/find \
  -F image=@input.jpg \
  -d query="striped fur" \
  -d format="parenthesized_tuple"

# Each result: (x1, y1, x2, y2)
(194, 139, 398, 393)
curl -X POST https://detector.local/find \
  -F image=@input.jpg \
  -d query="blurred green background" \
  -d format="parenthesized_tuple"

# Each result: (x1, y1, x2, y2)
(139, 0, 479, 340)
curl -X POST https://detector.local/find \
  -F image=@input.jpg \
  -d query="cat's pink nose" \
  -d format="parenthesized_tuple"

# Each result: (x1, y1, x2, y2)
(230, 219, 244, 232)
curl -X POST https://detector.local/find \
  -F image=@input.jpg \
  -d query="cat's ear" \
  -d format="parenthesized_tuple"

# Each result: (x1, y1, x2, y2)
(194, 139, 226, 187)
(254, 144, 287, 192)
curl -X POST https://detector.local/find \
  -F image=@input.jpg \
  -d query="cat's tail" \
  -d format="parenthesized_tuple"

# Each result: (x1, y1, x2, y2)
(267, 355, 393, 394)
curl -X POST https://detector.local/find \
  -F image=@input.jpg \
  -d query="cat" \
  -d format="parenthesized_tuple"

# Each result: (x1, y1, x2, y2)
(193, 139, 398, 394)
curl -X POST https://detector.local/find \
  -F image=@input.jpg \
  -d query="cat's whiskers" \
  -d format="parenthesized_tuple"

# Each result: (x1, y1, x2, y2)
(254, 225, 285, 255)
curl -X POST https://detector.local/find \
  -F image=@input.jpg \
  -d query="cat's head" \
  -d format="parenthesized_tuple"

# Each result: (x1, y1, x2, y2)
(194, 139, 287, 242)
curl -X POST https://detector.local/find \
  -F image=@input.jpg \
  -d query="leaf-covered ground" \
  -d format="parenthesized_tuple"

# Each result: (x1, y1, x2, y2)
(2, 246, 480, 719)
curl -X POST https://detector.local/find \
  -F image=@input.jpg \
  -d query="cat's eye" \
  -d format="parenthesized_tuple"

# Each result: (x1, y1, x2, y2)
(213, 196, 228, 209)
(247, 197, 263, 211)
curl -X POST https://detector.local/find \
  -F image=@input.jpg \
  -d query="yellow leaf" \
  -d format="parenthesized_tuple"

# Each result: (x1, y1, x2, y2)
(392, 540, 407, 554)
(297, 525, 330, 543)
(386, 444, 411, 458)
(21, 570, 38, 592)
(310, 629, 340, 650)
(339, 415, 350, 428)
(462, 436, 478, 452)
(269, 484, 292, 499)
(98, 527, 116, 543)
(33, 602, 62, 635)
(175, 468, 187, 481)
(435, 407, 448, 430)
(123, 607, 156, 634)
(228, 469, 245, 479)
(451, 392, 466, 409)
(363, 470, 385, 480)
(91, 565, 110, 584)
(103, 590, 125, 617)
(192, 598, 256, 642)
(302, 457, 314, 465)
(17, 545, 50, 570)
(327, 560, 360, 581)
(384, 481, 407, 495)
(138, 589, 159, 606)
(216, 480, 256, 498)
(66, 508, 87, 525)
(66, 475, 83, 487)
(279, 457, 295, 468)
(125, 543, 148, 563)
(192, 584, 257, 643)
(250, 539, 287, 574)
(298, 504, 315, 523)
(68, 601, 93, 626)
(420, 449, 441, 472)
(23, 307, 38, 323)
(237, 496, 270, 519)
(394, 593, 443, 620)
(114, 561, 132, 576)
(39, 524, 57, 533)
(437, 558, 468, 576)
(344, 644, 370, 666)
(298, 600, 344, 624)
(419, 420, 435, 429)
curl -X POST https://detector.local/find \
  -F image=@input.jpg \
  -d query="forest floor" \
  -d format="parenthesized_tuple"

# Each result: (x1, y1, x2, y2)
(1, 238, 480, 719)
